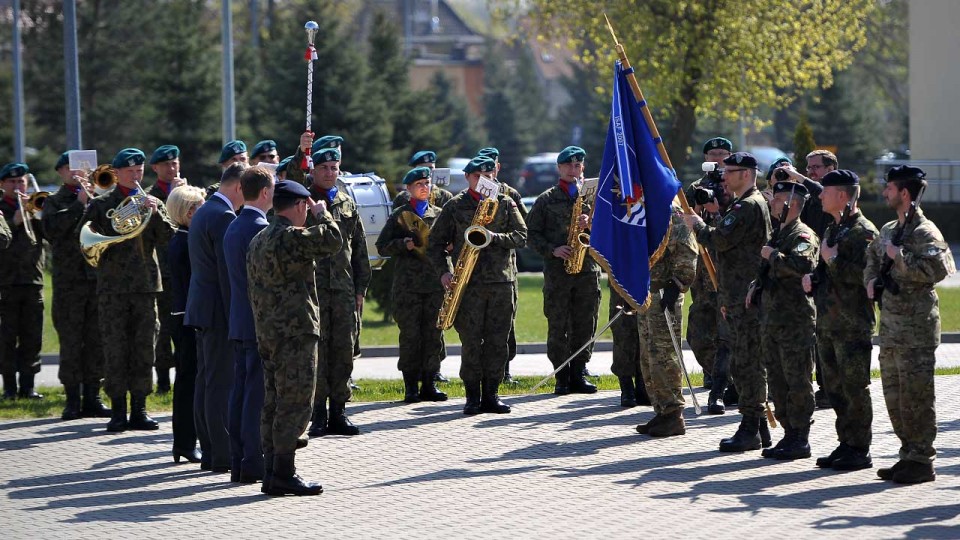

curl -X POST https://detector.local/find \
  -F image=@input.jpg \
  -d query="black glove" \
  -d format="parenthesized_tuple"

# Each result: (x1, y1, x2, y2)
(660, 283, 681, 312)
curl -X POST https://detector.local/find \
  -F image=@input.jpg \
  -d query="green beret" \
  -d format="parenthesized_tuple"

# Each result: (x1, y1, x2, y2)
(408, 151, 437, 167)
(251, 140, 277, 158)
(477, 147, 499, 161)
(703, 137, 733, 154)
(276, 156, 294, 175)
(312, 148, 341, 165)
(150, 144, 180, 165)
(557, 146, 586, 164)
(112, 148, 146, 169)
(0, 162, 29, 179)
(273, 180, 311, 200)
(765, 156, 792, 180)
(311, 135, 343, 155)
(821, 169, 859, 187)
(773, 181, 810, 198)
(464, 156, 496, 174)
(218, 140, 247, 164)
(886, 165, 926, 183)
(403, 167, 432, 185)
(55, 152, 70, 170)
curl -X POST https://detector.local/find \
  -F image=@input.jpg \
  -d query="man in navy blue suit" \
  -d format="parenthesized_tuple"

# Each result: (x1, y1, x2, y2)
(223, 166, 273, 483)
(185, 162, 245, 473)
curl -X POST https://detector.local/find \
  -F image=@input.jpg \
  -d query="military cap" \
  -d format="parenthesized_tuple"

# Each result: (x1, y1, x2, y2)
(0, 162, 29, 179)
(112, 148, 146, 169)
(408, 150, 437, 166)
(477, 147, 500, 161)
(886, 165, 926, 183)
(218, 140, 247, 164)
(276, 156, 294, 175)
(765, 156, 793, 180)
(722, 151, 758, 170)
(55, 152, 70, 170)
(703, 137, 733, 154)
(251, 140, 278, 158)
(311, 135, 343, 155)
(463, 156, 497, 174)
(821, 169, 859, 187)
(273, 180, 311, 200)
(403, 167, 432, 185)
(557, 146, 586, 164)
(773, 181, 810, 198)
(150, 144, 180, 165)
(312, 148, 341, 165)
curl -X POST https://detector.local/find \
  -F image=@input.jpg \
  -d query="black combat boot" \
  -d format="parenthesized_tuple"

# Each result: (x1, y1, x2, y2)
(635, 376, 651, 406)
(261, 452, 274, 494)
(17, 372, 42, 400)
(419, 372, 448, 402)
(268, 454, 322, 496)
(2, 372, 17, 400)
(569, 362, 597, 394)
(763, 428, 794, 458)
(774, 425, 811, 460)
(554, 365, 571, 395)
(463, 381, 481, 415)
(891, 460, 935, 484)
(479, 378, 511, 414)
(636, 414, 663, 434)
(81, 383, 112, 418)
(307, 402, 328, 437)
(128, 393, 160, 430)
(618, 377, 636, 407)
(648, 409, 686, 438)
(719, 415, 762, 452)
(832, 446, 873, 471)
(327, 401, 360, 435)
(156, 368, 171, 394)
(877, 460, 908, 481)
(106, 394, 128, 432)
(61, 385, 82, 420)
(816, 443, 852, 469)
(723, 384, 739, 407)
(402, 372, 421, 403)
(759, 417, 772, 448)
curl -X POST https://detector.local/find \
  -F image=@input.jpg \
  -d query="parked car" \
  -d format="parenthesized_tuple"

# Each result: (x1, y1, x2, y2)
(516, 153, 560, 197)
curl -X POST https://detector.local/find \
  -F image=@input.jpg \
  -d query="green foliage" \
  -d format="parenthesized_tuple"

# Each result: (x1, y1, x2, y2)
(792, 113, 816, 174)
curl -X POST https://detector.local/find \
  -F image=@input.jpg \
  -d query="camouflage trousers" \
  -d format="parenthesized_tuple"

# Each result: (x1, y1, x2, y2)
(686, 290, 718, 376)
(315, 288, 356, 405)
(725, 303, 766, 417)
(879, 346, 937, 464)
(393, 289, 445, 375)
(507, 280, 518, 362)
(609, 290, 640, 379)
(819, 332, 873, 449)
(638, 291, 685, 415)
(0, 285, 43, 376)
(260, 334, 318, 457)
(762, 323, 815, 430)
(99, 293, 158, 397)
(52, 285, 104, 386)
(154, 281, 175, 371)
(543, 271, 600, 368)
(454, 282, 514, 384)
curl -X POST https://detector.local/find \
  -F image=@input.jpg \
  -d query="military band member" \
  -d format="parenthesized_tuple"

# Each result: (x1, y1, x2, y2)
(206, 140, 248, 198)
(428, 156, 527, 415)
(311, 135, 343, 156)
(0, 163, 45, 400)
(865, 165, 956, 484)
(77, 148, 177, 431)
(526, 146, 600, 395)
(376, 167, 447, 403)
(247, 180, 342, 496)
(249, 140, 280, 166)
(392, 151, 454, 209)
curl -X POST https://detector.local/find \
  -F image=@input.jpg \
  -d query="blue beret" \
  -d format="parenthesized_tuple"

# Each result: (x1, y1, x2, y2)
(886, 165, 926, 183)
(765, 156, 792, 180)
(273, 180, 311, 200)
(311, 135, 343, 155)
(703, 137, 733, 154)
(773, 181, 809, 198)
(218, 140, 247, 164)
(111, 148, 146, 169)
(55, 152, 70, 170)
(276, 156, 294, 175)
(408, 150, 437, 167)
(477, 147, 499, 161)
(403, 167, 432, 185)
(0, 162, 29, 179)
(251, 140, 277, 158)
(722, 152, 758, 170)
(150, 144, 180, 165)
(312, 148, 341, 165)
(557, 146, 586, 164)
(464, 156, 497, 174)
(821, 169, 859, 187)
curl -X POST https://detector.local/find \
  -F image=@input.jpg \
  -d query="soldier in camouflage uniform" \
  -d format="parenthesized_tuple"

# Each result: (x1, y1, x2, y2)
(801, 170, 879, 471)
(305, 148, 371, 437)
(608, 287, 649, 407)
(247, 180, 342, 496)
(78, 149, 177, 432)
(747, 182, 819, 460)
(377, 167, 448, 403)
(683, 152, 772, 453)
(391, 151, 454, 210)
(428, 156, 527, 415)
(865, 165, 956, 484)
(526, 146, 600, 396)
(43, 153, 111, 418)
(634, 209, 699, 438)
(0, 163, 45, 400)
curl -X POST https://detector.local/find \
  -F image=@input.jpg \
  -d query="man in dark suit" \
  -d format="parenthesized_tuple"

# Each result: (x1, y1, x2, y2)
(185, 162, 245, 473)
(223, 166, 273, 483)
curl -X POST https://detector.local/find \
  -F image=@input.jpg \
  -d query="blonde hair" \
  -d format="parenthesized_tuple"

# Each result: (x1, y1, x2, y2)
(166, 185, 206, 227)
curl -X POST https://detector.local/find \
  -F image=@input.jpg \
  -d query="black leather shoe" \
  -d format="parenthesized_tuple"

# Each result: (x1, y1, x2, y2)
(479, 379, 510, 414)
(433, 372, 449, 383)
(832, 448, 873, 471)
(268, 454, 322, 496)
(773, 428, 811, 460)
(296, 437, 308, 449)
(618, 377, 636, 407)
(327, 401, 360, 435)
(62, 385, 82, 420)
(569, 363, 597, 394)
(17, 372, 42, 400)
(419, 373, 448, 402)
(80, 384, 112, 418)
(816, 443, 852, 468)
(707, 400, 725, 415)
(463, 381, 481, 415)
(307, 404, 327, 437)
(554, 366, 570, 395)
(106, 394, 128, 432)
(719, 415, 761, 452)
(891, 460, 935, 484)
(402, 372, 421, 404)
(636, 414, 662, 434)
(128, 393, 159, 430)
(173, 447, 202, 464)
(762, 429, 793, 458)
(877, 460, 907, 481)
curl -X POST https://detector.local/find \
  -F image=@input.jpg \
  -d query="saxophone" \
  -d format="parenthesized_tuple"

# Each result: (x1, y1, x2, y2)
(564, 180, 591, 274)
(436, 195, 499, 330)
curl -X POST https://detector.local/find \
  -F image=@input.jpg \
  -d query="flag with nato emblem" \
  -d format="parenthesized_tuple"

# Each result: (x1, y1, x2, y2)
(589, 61, 681, 312)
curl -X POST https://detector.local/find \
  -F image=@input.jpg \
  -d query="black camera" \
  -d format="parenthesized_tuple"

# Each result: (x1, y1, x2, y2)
(773, 168, 790, 182)
(694, 162, 723, 205)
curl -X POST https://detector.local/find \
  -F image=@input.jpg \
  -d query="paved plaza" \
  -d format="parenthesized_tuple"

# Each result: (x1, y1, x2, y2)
(2, 374, 958, 539)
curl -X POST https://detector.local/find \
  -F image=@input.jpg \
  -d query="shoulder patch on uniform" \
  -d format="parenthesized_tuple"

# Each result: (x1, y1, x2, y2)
(721, 213, 737, 227)
(795, 241, 812, 253)
(926, 246, 943, 257)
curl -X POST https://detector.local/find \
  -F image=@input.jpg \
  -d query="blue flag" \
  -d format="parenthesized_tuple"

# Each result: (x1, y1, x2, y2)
(589, 61, 681, 312)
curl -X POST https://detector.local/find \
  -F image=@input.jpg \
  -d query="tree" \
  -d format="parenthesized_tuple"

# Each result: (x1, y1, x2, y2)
(482, 43, 532, 182)
(793, 112, 816, 175)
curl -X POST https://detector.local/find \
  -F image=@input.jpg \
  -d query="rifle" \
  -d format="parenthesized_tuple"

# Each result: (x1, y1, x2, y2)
(807, 199, 854, 296)
(748, 184, 795, 307)
(874, 184, 925, 306)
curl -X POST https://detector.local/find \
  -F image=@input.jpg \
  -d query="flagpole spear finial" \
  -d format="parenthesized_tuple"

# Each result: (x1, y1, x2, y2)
(603, 13, 618, 45)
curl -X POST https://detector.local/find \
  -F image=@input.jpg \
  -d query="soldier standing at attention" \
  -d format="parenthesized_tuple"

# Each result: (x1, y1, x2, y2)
(526, 146, 600, 396)
(376, 167, 448, 403)
(428, 156, 527, 415)
(865, 165, 955, 484)
(607, 287, 649, 407)
(392, 151, 454, 210)
(247, 180, 342, 496)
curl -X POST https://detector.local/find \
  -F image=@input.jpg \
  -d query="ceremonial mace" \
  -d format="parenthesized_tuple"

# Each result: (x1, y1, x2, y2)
(301, 20, 319, 172)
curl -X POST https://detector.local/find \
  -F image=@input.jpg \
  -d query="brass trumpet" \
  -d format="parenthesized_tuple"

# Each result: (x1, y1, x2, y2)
(89, 164, 118, 191)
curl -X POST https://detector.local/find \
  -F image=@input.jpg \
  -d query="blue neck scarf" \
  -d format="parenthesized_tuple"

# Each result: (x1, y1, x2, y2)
(559, 179, 578, 198)
(412, 199, 428, 217)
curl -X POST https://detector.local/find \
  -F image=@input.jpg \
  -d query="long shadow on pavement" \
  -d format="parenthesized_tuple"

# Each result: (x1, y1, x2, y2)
(810, 502, 960, 535)
(362, 465, 550, 489)
(59, 492, 266, 523)
(5, 462, 206, 494)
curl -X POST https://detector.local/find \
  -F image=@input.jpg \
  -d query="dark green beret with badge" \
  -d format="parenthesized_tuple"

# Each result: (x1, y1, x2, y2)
(55, 152, 70, 170)
(311, 135, 343, 155)
(251, 140, 277, 158)
(557, 146, 586, 164)
(150, 144, 180, 165)
(703, 137, 733, 154)
(821, 169, 859, 186)
(403, 166, 432, 185)
(112, 148, 146, 169)
(0, 162, 29, 179)
(464, 156, 496, 174)
(408, 150, 437, 166)
(276, 156, 294, 175)
(218, 140, 247, 164)
(765, 156, 792, 180)
(722, 151, 758, 170)
(312, 148, 341, 165)
(477, 147, 499, 161)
